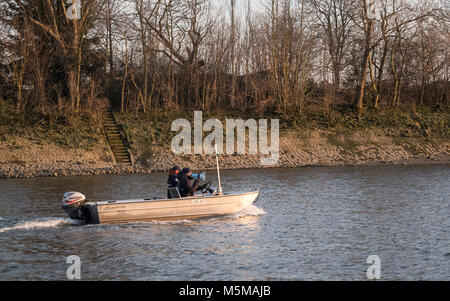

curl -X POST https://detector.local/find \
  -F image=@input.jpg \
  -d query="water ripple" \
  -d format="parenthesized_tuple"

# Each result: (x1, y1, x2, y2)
(0, 164, 449, 280)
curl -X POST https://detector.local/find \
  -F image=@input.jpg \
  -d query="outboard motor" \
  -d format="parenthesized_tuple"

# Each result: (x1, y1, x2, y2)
(62, 192, 86, 220)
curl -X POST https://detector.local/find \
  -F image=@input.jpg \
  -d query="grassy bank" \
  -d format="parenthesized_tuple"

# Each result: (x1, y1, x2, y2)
(0, 100, 105, 149)
(114, 105, 449, 164)
(0, 100, 118, 178)
(0, 100, 449, 178)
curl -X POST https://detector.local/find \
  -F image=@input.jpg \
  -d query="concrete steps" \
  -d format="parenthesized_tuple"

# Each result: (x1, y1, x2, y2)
(103, 110, 132, 164)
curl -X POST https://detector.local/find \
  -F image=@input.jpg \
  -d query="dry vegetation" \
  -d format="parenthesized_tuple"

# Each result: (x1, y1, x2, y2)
(0, 0, 448, 116)
(0, 0, 449, 176)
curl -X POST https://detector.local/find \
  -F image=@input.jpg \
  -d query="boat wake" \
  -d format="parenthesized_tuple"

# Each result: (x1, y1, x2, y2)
(207, 204, 267, 222)
(3, 204, 267, 231)
(232, 204, 267, 218)
(137, 219, 195, 226)
(117, 205, 267, 226)
(0, 218, 81, 233)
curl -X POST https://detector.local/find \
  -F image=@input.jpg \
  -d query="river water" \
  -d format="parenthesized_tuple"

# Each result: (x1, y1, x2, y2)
(0, 164, 449, 280)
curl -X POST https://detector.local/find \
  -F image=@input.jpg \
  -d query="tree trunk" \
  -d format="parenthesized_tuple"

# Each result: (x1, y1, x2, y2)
(357, 18, 373, 110)
(67, 68, 76, 110)
(121, 39, 129, 112)
(357, 48, 371, 109)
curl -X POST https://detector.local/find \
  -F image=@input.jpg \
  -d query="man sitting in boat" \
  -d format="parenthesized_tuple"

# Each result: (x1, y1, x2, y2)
(176, 168, 200, 197)
(167, 165, 181, 199)
(178, 167, 214, 197)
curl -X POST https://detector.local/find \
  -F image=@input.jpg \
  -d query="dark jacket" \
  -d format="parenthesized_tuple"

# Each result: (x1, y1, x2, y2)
(167, 174, 180, 198)
(177, 170, 200, 197)
(168, 174, 179, 188)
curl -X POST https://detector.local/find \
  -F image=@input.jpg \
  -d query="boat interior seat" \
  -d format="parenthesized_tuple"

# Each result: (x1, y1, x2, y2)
(168, 187, 182, 199)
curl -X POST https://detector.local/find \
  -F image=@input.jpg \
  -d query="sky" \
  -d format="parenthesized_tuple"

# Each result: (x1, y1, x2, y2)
(212, 0, 265, 22)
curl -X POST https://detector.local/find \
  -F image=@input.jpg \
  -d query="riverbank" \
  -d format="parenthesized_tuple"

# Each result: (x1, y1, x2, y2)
(0, 106, 449, 178)
(133, 131, 450, 172)
(1, 131, 449, 179)
(0, 137, 153, 178)
(1, 138, 449, 179)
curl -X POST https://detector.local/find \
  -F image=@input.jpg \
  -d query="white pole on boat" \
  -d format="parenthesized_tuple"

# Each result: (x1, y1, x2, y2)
(215, 144, 223, 195)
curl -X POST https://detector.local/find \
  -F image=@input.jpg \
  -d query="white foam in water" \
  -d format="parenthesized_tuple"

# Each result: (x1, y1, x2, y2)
(207, 204, 267, 222)
(142, 219, 194, 225)
(0, 218, 77, 233)
(232, 204, 267, 219)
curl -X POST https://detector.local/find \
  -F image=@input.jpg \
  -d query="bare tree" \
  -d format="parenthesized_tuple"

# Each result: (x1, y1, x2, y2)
(311, 0, 355, 88)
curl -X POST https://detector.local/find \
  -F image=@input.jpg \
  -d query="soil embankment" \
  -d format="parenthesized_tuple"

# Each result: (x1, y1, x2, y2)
(1, 130, 448, 178)
(1, 107, 449, 178)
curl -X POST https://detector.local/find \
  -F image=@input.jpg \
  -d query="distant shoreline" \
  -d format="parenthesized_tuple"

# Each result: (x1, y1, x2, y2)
(1, 108, 449, 179)
(1, 152, 449, 179)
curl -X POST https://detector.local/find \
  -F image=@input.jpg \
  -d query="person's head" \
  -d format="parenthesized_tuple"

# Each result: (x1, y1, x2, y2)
(172, 165, 181, 175)
(169, 165, 181, 176)
(181, 167, 192, 177)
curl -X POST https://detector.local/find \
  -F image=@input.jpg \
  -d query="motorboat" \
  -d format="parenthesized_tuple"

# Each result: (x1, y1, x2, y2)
(62, 189, 259, 224)
(62, 145, 259, 224)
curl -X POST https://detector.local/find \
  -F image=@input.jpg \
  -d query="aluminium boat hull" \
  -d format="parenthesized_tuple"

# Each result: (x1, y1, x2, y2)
(66, 190, 259, 224)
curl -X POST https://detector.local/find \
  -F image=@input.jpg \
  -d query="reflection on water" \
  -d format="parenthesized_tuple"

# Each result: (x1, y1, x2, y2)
(0, 164, 449, 280)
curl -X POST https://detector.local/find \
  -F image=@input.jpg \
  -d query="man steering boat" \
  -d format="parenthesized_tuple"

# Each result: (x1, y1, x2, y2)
(176, 168, 213, 197)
